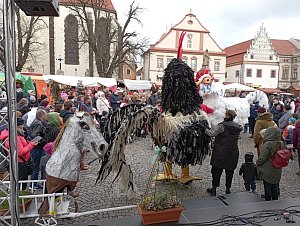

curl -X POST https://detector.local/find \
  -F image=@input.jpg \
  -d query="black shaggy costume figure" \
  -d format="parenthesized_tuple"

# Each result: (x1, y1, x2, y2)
(162, 58, 201, 116)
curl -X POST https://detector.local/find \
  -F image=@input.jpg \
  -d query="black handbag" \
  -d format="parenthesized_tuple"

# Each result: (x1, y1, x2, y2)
(20, 156, 34, 175)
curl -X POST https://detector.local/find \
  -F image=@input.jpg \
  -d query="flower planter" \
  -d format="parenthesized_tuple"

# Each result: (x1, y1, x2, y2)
(137, 204, 184, 225)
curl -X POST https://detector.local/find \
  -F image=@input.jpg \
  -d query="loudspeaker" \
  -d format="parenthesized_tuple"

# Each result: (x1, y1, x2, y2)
(14, 0, 59, 16)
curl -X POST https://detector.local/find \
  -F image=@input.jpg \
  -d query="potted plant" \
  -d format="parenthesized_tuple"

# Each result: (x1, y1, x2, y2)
(138, 145, 184, 225)
(138, 192, 184, 225)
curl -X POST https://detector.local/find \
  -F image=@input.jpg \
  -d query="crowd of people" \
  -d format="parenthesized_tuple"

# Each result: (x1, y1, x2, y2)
(0, 83, 299, 204)
(205, 95, 300, 202)
(0, 84, 163, 190)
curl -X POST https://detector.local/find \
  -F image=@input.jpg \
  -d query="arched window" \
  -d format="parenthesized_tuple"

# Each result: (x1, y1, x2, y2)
(187, 39, 192, 48)
(64, 14, 79, 65)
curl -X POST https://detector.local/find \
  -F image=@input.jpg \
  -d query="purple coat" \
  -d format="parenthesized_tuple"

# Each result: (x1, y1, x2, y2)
(293, 124, 300, 148)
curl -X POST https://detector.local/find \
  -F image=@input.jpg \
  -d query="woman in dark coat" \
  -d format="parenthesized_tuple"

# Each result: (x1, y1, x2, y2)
(204, 109, 243, 196)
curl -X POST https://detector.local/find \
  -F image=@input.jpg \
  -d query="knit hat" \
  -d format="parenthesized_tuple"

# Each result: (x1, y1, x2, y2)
(43, 142, 54, 155)
(256, 107, 266, 113)
(225, 109, 237, 119)
(289, 117, 296, 124)
(244, 152, 254, 163)
(17, 117, 24, 126)
(40, 100, 49, 107)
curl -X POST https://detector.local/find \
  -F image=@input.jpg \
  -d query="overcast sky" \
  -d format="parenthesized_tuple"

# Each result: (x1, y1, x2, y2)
(113, 0, 300, 49)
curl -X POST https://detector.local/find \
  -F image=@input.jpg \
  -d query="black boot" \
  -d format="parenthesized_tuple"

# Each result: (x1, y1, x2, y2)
(226, 187, 231, 194)
(207, 187, 216, 196)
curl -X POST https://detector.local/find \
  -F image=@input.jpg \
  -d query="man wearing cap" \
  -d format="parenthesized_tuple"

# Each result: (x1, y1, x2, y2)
(253, 107, 277, 157)
(203, 109, 243, 196)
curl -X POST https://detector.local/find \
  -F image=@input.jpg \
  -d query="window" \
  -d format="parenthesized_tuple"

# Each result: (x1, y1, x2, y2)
(283, 59, 289, 63)
(256, 69, 262, 78)
(270, 70, 276, 78)
(167, 58, 173, 65)
(64, 14, 79, 65)
(269, 55, 273, 60)
(235, 70, 240, 77)
(157, 58, 164, 68)
(191, 58, 197, 71)
(214, 61, 220, 71)
(187, 40, 192, 48)
(292, 66, 298, 79)
(246, 69, 252, 77)
(182, 56, 187, 64)
(250, 54, 254, 59)
(282, 66, 289, 79)
(225, 72, 227, 79)
(127, 68, 131, 75)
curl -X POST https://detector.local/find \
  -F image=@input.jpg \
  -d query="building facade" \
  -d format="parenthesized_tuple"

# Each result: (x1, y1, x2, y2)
(20, 0, 118, 77)
(225, 25, 300, 89)
(143, 13, 226, 84)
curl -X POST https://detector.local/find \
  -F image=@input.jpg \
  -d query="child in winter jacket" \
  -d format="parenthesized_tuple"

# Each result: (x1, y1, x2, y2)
(283, 117, 296, 160)
(239, 152, 258, 192)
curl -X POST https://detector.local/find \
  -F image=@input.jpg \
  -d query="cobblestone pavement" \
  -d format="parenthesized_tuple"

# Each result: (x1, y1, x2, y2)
(22, 132, 300, 225)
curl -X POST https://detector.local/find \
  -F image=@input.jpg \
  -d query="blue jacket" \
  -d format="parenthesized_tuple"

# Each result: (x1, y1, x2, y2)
(249, 103, 259, 119)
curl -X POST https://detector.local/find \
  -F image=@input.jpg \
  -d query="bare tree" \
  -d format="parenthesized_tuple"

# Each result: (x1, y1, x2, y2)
(66, 0, 148, 78)
(0, 5, 46, 71)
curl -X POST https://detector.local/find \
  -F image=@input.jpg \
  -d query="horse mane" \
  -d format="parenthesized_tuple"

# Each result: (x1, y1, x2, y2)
(53, 118, 70, 152)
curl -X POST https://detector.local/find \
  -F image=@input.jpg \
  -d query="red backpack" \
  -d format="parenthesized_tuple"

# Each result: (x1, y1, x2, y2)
(271, 142, 291, 169)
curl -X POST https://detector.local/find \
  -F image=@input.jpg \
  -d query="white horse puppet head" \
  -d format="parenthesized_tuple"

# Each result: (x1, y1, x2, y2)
(46, 112, 108, 182)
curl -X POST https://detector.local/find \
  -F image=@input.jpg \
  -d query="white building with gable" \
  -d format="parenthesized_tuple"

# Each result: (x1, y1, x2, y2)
(225, 24, 281, 88)
(143, 12, 226, 84)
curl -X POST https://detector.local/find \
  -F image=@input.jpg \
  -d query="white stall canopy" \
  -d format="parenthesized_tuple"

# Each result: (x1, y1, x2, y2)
(43, 75, 117, 87)
(124, 79, 152, 90)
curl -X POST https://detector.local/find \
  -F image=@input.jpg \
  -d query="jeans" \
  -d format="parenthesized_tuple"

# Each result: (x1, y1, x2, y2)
(248, 118, 256, 135)
(244, 180, 256, 191)
(211, 166, 234, 188)
(18, 162, 28, 190)
(263, 180, 279, 201)
(30, 148, 45, 183)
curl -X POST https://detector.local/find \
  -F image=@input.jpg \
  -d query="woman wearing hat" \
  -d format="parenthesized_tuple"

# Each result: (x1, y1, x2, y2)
(254, 107, 277, 157)
(0, 118, 38, 190)
(203, 109, 243, 196)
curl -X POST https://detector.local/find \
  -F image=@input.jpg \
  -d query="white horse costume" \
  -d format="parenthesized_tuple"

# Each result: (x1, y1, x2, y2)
(39, 112, 108, 215)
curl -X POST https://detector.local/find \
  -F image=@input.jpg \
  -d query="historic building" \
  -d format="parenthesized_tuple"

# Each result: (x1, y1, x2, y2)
(22, 0, 118, 77)
(225, 24, 300, 89)
(143, 12, 226, 84)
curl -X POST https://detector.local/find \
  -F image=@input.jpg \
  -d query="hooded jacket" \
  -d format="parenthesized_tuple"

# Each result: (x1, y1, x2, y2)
(256, 127, 283, 184)
(0, 130, 35, 163)
(60, 109, 73, 123)
(253, 112, 277, 147)
(209, 119, 243, 170)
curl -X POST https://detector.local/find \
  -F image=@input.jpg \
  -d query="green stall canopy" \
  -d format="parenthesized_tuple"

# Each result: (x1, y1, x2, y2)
(0, 72, 36, 94)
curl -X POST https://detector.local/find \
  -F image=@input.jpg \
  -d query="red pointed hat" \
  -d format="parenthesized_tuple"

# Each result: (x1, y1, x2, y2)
(195, 68, 214, 83)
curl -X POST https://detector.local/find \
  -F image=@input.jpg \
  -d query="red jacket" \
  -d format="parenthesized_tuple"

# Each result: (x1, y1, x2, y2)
(0, 130, 35, 163)
(201, 104, 214, 114)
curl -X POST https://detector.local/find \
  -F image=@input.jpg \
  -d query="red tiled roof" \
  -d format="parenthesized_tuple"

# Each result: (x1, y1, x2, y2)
(271, 39, 298, 55)
(224, 40, 252, 57)
(225, 39, 299, 65)
(60, 0, 116, 12)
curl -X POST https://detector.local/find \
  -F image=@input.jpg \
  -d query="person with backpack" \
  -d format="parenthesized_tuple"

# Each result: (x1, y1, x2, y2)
(0, 118, 38, 190)
(256, 127, 284, 201)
